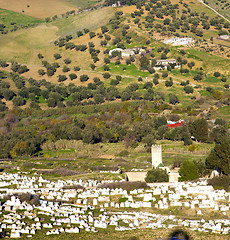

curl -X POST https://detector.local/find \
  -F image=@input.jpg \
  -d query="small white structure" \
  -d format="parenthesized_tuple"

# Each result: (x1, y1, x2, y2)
(156, 59, 177, 67)
(164, 37, 193, 46)
(151, 145, 162, 168)
(217, 35, 229, 41)
(109, 48, 135, 58)
(112, 1, 121, 7)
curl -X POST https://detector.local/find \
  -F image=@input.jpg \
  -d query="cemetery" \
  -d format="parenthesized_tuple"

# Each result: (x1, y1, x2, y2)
(0, 172, 229, 238)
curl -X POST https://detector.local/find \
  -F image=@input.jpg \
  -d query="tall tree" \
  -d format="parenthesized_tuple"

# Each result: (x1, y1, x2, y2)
(206, 136, 230, 175)
(189, 118, 208, 142)
(179, 160, 199, 181)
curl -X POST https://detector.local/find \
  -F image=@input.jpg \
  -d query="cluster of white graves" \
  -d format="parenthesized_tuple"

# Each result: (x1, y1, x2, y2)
(0, 173, 229, 237)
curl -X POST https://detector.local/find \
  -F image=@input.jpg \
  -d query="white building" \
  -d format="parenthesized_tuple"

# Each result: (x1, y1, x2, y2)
(164, 37, 193, 46)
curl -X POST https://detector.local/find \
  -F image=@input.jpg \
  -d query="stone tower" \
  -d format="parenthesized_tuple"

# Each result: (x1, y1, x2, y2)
(151, 145, 162, 168)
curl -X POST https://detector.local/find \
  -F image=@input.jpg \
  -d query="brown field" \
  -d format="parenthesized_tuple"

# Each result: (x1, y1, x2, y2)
(0, 0, 78, 19)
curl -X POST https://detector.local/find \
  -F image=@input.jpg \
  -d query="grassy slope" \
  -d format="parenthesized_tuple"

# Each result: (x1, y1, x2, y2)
(187, 49, 230, 72)
(0, 0, 78, 18)
(0, 7, 115, 64)
(0, 8, 43, 30)
(0, 1, 229, 119)
(67, 0, 101, 8)
(204, 0, 230, 20)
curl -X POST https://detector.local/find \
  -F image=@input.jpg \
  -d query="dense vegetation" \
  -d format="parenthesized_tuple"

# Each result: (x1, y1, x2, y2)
(145, 167, 169, 182)
(0, 0, 229, 180)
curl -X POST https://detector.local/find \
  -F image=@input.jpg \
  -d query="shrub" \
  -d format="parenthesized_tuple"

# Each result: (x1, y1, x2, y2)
(38, 69, 45, 76)
(118, 150, 129, 157)
(69, 73, 77, 80)
(58, 75, 67, 82)
(165, 79, 173, 87)
(179, 160, 199, 181)
(169, 94, 179, 105)
(62, 65, 70, 72)
(80, 74, 89, 82)
(110, 79, 119, 85)
(162, 72, 168, 78)
(153, 78, 159, 85)
(145, 167, 169, 183)
(213, 71, 221, 77)
(208, 175, 230, 191)
(64, 58, 71, 64)
(74, 66, 80, 71)
(184, 86, 194, 94)
(103, 72, 111, 79)
(53, 53, 61, 60)
(12, 96, 26, 106)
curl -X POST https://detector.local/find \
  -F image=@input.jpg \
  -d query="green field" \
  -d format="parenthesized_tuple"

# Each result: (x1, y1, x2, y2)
(0, 8, 43, 31)
(53, 7, 115, 36)
(67, 0, 101, 8)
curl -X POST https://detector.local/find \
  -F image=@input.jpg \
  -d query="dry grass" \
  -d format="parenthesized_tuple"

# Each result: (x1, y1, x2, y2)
(0, 7, 115, 69)
(0, 24, 58, 63)
(0, 0, 78, 19)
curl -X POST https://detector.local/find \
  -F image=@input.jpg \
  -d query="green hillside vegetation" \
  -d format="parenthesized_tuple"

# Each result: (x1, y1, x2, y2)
(0, 0, 229, 179)
(0, 2, 229, 239)
(204, 0, 230, 20)
(0, 8, 43, 34)
(67, 0, 101, 9)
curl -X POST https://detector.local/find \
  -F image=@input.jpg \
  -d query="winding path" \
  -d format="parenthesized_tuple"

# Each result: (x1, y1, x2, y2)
(197, 0, 230, 23)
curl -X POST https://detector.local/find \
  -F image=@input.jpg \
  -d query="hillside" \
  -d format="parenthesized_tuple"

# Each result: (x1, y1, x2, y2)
(0, 1, 230, 239)
(0, 0, 229, 161)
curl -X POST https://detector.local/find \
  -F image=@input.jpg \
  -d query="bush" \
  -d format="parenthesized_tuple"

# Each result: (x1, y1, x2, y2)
(110, 79, 119, 85)
(153, 78, 159, 85)
(165, 79, 173, 87)
(118, 150, 129, 157)
(64, 58, 71, 64)
(38, 69, 45, 76)
(58, 75, 67, 82)
(208, 175, 230, 191)
(62, 65, 70, 72)
(12, 96, 26, 106)
(184, 86, 194, 94)
(53, 53, 61, 60)
(103, 72, 111, 79)
(80, 74, 89, 82)
(145, 167, 169, 183)
(169, 94, 179, 105)
(213, 71, 220, 77)
(69, 73, 77, 80)
(179, 160, 199, 181)
(162, 72, 168, 78)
